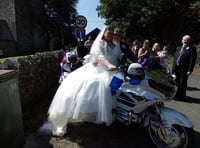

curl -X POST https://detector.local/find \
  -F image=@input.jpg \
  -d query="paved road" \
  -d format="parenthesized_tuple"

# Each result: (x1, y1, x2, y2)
(166, 74, 200, 132)
(23, 74, 200, 148)
(165, 73, 200, 148)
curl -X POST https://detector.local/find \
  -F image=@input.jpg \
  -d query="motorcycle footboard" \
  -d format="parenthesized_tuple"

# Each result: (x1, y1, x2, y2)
(113, 107, 131, 125)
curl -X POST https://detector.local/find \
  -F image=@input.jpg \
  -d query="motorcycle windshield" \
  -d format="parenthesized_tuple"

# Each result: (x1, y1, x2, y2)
(145, 68, 177, 99)
(143, 60, 177, 99)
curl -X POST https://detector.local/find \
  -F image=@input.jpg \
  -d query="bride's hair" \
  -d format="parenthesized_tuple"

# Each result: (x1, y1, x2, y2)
(90, 25, 113, 54)
(101, 26, 114, 40)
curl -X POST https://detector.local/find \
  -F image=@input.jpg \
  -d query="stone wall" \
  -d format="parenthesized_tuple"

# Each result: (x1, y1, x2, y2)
(0, 0, 16, 39)
(0, 50, 62, 106)
(0, 0, 48, 56)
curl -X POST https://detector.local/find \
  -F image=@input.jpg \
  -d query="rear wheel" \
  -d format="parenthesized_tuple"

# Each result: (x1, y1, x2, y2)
(148, 124, 193, 148)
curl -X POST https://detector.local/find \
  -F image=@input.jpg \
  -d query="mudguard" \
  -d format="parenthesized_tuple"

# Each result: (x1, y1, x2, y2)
(159, 107, 193, 128)
(144, 107, 193, 128)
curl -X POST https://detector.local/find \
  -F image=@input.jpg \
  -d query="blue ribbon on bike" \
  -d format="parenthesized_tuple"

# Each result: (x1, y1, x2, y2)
(109, 76, 123, 96)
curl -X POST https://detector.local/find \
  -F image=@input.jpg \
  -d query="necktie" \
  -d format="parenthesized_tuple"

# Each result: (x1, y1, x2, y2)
(176, 46, 185, 65)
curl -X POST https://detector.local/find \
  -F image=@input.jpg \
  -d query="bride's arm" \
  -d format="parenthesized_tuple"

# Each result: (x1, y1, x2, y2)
(99, 56, 117, 69)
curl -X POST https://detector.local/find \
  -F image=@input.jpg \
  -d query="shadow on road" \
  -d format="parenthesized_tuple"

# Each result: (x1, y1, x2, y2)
(23, 134, 53, 148)
(66, 122, 155, 148)
(23, 122, 200, 148)
(185, 96, 200, 104)
(24, 122, 155, 148)
(193, 130, 200, 148)
(187, 86, 200, 91)
(175, 96, 200, 104)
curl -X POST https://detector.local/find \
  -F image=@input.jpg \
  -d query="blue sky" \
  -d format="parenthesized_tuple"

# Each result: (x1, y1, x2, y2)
(76, 0, 105, 33)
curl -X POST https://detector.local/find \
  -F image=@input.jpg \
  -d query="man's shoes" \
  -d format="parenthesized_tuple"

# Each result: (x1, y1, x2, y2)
(174, 96, 186, 101)
(174, 97, 179, 101)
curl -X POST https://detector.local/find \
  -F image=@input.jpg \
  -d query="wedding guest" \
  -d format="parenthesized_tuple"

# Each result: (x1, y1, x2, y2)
(137, 39, 151, 66)
(157, 45, 168, 66)
(172, 35, 197, 100)
(131, 40, 140, 62)
(113, 27, 134, 63)
(84, 35, 94, 50)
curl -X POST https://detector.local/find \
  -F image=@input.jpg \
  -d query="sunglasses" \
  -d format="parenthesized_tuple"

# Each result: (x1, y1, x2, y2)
(114, 33, 120, 36)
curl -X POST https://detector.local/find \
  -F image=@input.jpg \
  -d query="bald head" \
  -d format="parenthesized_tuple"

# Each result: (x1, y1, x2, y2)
(182, 35, 191, 45)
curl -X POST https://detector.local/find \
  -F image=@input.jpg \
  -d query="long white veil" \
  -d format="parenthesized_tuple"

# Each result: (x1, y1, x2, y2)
(83, 25, 107, 64)
(90, 25, 107, 55)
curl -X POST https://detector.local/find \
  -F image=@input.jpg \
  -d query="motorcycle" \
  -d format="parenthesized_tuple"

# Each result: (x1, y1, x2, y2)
(110, 61, 194, 148)
(58, 50, 194, 147)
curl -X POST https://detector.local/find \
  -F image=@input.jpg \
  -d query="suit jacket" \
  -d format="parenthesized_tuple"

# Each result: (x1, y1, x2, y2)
(172, 45, 197, 74)
(119, 41, 134, 62)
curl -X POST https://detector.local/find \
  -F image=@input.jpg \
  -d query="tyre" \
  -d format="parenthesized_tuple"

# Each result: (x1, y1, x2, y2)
(148, 124, 194, 148)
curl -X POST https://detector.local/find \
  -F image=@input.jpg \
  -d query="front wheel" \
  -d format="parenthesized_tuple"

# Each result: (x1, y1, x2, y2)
(148, 124, 193, 148)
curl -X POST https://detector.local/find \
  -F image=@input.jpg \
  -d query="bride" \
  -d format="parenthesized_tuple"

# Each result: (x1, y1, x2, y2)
(42, 25, 123, 136)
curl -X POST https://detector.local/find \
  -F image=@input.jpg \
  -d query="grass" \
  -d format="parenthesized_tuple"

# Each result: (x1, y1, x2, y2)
(0, 56, 22, 63)
(166, 54, 200, 74)
(166, 54, 173, 67)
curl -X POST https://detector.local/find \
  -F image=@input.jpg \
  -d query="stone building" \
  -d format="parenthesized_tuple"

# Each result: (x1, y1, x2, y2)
(0, 19, 16, 57)
(0, 0, 48, 57)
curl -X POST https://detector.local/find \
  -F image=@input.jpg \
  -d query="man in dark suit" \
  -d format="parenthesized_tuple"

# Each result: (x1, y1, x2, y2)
(131, 40, 140, 62)
(172, 35, 197, 100)
(113, 28, 135, 63)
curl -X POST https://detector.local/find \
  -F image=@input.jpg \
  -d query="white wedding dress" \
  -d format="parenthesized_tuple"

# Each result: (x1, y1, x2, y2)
(39, 31, 123, 136)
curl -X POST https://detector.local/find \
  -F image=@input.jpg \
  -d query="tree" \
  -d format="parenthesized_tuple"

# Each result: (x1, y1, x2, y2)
(97, 0, 200, 50)
(43, 0, 79, 49)
(190, 1, 200, 19)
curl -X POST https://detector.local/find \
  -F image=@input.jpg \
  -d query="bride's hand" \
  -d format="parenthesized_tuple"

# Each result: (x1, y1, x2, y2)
(92, 59, 98, 66)
(107, 64, 117, 70)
